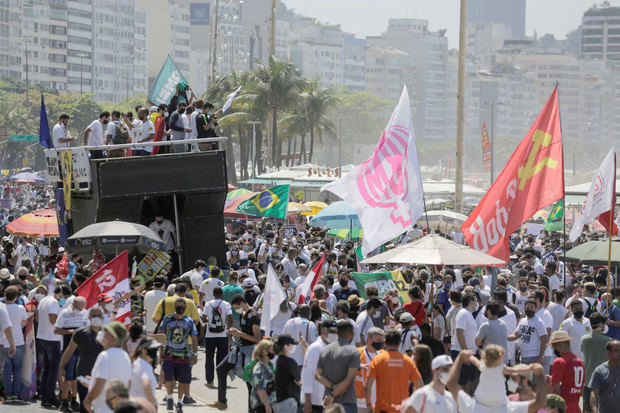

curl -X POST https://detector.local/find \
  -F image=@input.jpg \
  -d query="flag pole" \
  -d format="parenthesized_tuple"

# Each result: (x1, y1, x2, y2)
(607, 202, 613, 314)
(562, 197, 567, 288)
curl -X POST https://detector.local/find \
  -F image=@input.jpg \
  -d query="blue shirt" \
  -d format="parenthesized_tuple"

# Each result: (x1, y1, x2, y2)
(606, 304, 620, 340)
(436, 288, 451, 313)
(160, 314, 197, 359)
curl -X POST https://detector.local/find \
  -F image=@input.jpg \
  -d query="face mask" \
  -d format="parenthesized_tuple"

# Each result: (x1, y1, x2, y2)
(164, 111, 169, 118)
(18, 274, 27, 280)
(90, 317, 103, 328)
(434, 280, 442, 288)
(519, 286, 527, 292)
(35, 293, 44, 302)
(507, 378, 519, 393)
(573, 310, 584, 319)
(445, 282, 452, 289)
(235, 307, 244, 315)
(231, 250, 238, 256)
(326, 333, 338, 343)
(175, 305, 185, 315)
(104, 302, 114, 312)
(288, 345, 297, 354)
(179, 108, 185, 114)
(339, 279, 348, 288)
(103, 119, 109, 124)
(553, 348, 561, 358)
(438, 372, 450, 385)
(156, 219, 163, 224)
(73, 308, 82, 315)
(371, 341, 383, 351)
(59, 298, 66, 307)
(525, 309, 535, 318)
(372, 311, 381, 318)
(96, 330, 105, 344)
(392, 298, 400, 305)
(473, 302, 479, 312)
(105, 398, 115, 410)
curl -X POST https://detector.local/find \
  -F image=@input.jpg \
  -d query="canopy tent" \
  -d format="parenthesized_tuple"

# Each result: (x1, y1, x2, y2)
(309, 201, 361, 230)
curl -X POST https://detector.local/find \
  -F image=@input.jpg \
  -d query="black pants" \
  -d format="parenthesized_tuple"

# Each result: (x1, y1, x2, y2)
(204, 337, 228, 383)
(77, 382, 88, 413)
(215, 351, 251, 404)
(37, 339, 61, 400)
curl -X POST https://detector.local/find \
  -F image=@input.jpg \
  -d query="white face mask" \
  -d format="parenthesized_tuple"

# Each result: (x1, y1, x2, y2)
(35, 293, 44, 302)
(288, 344, 297, 354)
(234, 307, 244, 315)
(507, 378, 519, 393)
(104, 302, 114, 312)
(326, 333, 338, 344)
(438, 372, 450, 385)
(392, 298, 400, 305)
(90, 317, 103, 328)
(96, 330, 105, 344)
(434, 280, 442, 288)
(473, 302, 480, 312)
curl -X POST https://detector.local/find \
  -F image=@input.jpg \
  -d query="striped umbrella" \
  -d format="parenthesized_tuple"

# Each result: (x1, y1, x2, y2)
(6, 209, 59, 237)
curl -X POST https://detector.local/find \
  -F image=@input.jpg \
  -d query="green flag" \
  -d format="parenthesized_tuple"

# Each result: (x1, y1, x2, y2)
(545, 201, 564, 232)
(236, 184, 290, 219)
(147, 56, 188, 105)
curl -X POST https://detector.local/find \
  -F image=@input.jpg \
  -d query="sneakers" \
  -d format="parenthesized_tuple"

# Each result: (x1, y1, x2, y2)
(70, 399, 80, 412)
(59, 400, 70, 413)
(166, 397, 174, 411)
(182, 396, 196, 404)
(204, 382, 214, 387)
(176, 401, 183, 413)
(208, 401, 228, 410)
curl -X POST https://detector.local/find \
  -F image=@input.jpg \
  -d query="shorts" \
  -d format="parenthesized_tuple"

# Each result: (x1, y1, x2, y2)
(64, 351, 79, 380)
(163, 359, 192, 383)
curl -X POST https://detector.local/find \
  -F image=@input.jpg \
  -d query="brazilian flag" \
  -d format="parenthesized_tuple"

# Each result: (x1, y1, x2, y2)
(236, 184, 290, 219)
(545, 201, 564, 232)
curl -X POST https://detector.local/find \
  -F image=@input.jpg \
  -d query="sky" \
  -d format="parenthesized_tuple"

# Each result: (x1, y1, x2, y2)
(282, 0, 620, 48)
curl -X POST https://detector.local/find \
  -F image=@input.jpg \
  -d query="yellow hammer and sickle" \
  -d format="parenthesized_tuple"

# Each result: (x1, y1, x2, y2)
(517, 129, 558, 190)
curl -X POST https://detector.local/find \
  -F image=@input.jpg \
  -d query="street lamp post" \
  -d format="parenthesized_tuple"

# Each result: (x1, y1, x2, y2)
(483, 100, 502, 184)
(247, 121, 261, 178)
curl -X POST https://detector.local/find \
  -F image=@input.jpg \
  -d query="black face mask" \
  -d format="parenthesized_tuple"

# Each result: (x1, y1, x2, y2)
(156, 219, 163, 224)
(553, 348, 561, 358)
(18, 274, 27, 280)
(179, 108, 186, 114)
(175, 306, 185, 315)
(525, 309, 536, 318)
(105, 398, 115, 410)
(371, 341, 384, 351)
(573, 310, 584, 319)
(339, 280, 348, 288)
(267, 352, 275, 360)
(519, 286, 527, 292)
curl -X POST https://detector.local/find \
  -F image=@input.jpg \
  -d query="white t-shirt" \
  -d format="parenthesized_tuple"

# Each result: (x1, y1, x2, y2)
(86, 119, 105, 146)
(458, 389, 529, 413)
(4, 303, 28, 346)
(516, 316, 547, 358)
(135, 119, 155, 153)
(199, 278, 224, 305)
(143, 289, 166, 333)
(203, 299, 231, 338)
(548, 274, 561, 292)
(52, 123, 69, 148)
(452, 308, 477, 352)
(301, 338, 327, 407)
(37, 295, 61, 342)
(536, 308, 554, 357)
(90, 347, 132, 413)
(547, 302, 569, 331)
(149, 219, 176, 251)
(129, 358, 156, 402)
(183, 269, 204, 291)
(404, 385, 457, 413)
(559, 316, 592, 361)
(355, 311, 375, 344)
(0, 303, 11, 345)
(190, 110, 199, 140)
(282, 317, 317, 365)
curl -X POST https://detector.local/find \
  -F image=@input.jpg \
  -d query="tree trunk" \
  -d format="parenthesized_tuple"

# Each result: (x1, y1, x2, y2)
(256, 126, 264, 174)
(308, 127, 315, 164)
(238, 125, 248, 180)
(271, 110, 278, 167)
(292, 137, 297, 167)
(300, 133, 306, 165)
(225, 128, 237, 184)
(286, 137, 292, 167)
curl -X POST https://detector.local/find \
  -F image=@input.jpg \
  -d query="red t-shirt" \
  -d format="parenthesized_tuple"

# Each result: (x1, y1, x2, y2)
(402, 301, 426, 327)
(551, 352, 584, 413)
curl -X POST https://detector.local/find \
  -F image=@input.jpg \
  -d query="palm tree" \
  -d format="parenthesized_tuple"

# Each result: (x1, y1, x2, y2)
(301, 82, 339, 163)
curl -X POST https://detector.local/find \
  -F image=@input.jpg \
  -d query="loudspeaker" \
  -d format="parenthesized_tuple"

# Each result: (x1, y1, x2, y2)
(180, 215, 226, 271)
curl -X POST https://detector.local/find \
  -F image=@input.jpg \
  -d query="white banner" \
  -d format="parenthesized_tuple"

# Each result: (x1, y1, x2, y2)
(44, 149, 61, 183)
(44, 148, 91, 189)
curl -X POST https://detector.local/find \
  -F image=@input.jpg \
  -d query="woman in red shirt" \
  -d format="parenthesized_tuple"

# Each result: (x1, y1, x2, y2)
(402, 286, 426, 328)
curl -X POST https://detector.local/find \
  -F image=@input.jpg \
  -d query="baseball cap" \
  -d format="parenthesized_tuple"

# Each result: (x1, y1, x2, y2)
(546, 394, 566, 411)
(137, 338, 161, 352)
(276, 334, 299, 347)
(400, 312, 414, 323)
(319, 319, 337, 331)
(98, 293, 114, 303)
(431, 354, 453, 370)
(243, 278, 256, 288)
(149, 106, 158, 113)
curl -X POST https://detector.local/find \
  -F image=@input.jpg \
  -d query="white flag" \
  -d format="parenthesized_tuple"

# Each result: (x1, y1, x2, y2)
(222, 86, 241, 113)
(321, 86, 425, 255)
(569, 147, 616, 242)
(259, 264, 287, 335)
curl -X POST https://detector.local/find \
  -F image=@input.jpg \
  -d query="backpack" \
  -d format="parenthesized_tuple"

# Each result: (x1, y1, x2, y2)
(112, 120, 130, 144)
(583, 297, 598, 319)
(208, 300, 225, 333)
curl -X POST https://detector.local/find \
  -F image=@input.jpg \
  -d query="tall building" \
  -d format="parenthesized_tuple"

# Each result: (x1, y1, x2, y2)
(343, 34, 365, 92)
(364, 46, 415, 100)
(466, 23, 512, 55)
(581, 4, 620, 61)
(467, 0, 526, 38)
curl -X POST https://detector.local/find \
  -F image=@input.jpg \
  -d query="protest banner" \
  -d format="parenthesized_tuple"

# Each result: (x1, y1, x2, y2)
(136, 248, 171, 282)
(352, 270, 408, 304)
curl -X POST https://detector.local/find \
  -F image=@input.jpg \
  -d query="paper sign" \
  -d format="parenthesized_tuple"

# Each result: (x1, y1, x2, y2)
(137, 248, 171, 282)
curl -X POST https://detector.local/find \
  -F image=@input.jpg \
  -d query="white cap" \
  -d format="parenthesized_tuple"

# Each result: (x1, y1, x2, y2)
(149, 106, 158, 113)
(431, 354, 453, 370)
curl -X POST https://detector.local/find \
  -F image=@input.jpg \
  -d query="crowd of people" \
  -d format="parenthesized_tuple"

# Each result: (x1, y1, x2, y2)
(0, 180, 619, 413)
(52, 82, 220, 158)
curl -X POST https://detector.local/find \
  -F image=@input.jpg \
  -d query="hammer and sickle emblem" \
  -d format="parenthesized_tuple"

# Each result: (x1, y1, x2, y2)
(517, 129, 558, 190)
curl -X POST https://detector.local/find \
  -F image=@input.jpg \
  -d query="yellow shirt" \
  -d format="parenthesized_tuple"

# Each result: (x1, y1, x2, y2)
(153, 296, 200, 323)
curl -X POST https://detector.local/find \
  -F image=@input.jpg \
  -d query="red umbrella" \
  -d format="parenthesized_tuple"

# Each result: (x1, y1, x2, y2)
(6, 209, 59, 237)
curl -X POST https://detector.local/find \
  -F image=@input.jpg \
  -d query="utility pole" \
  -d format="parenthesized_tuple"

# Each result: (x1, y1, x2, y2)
(76, 52, 88, 95)
(483, 100, 501, 184)
(270, 0, 276, 58)
(248, 121, 261, 178)
(338, 117, 342, 178)
(454, 0, 467, 213)
(24, 39, 29, 106)
(210, 0, 220, 84)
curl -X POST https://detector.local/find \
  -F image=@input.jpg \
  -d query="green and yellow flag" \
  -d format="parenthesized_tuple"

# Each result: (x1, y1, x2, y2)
(545, 200, 564, 232)
(236, 184, 290, 219)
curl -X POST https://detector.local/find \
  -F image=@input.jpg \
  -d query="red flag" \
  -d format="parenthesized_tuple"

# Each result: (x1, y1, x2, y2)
(296, 253, 326, 305)
(55, 253, 69, 279)
(481, 123, 491, 172)
(462, 87, 564, 261)
(598, 153, 618, 236)
(76, 251, 131, 325)
(151, 115, 165, 155)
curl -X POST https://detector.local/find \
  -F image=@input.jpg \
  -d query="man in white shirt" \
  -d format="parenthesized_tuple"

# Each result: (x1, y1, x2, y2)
(402, 355, 458, 413)
(14, 238, 35, 268)
(545, 262, 561, 293)
(451, 293, 479, 357)
(133, 108, 155, 156)
(2, 286, 27, 399)
(199, 266, 224, 307)
(509, 299, 548, 365)
(355, 298, 383, 346)
(37, 285, 68, 407)
(282, 304, 317, 366)
(83, 111, 110, 159)
(201, 287, 232, 386)
(143, 276, 167, 333)
(0, 301, 15, 381)
(184, 259, 207, 292)
(301, 319, 336, 413)
(83, 322, 132, 413)
(52, 114, 73, 148)
(280, 248, 299, 281)
(559, 300, 592, 361)
(149, 216, 176, 253)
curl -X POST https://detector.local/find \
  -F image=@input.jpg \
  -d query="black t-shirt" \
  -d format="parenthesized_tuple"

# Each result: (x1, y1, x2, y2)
(71, 326, 104, 376)
(240, 309, 260, 346)
(275, 354, 300, 403)
(196, 113, 218, 138)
